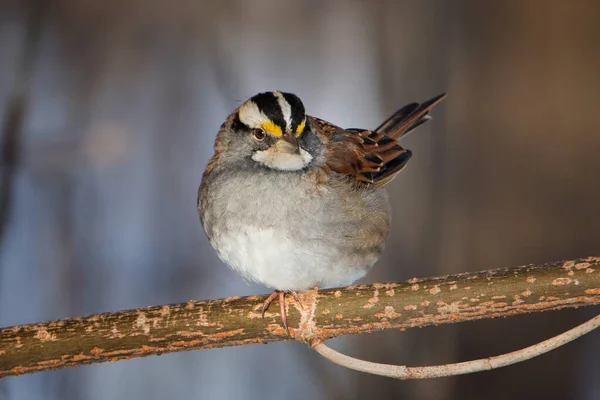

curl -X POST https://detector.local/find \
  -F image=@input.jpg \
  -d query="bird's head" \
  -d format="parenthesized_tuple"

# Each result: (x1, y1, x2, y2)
(217, 91, 318, 171)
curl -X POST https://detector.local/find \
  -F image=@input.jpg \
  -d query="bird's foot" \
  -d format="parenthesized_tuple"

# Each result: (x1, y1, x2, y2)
(261, 290, 304, 335)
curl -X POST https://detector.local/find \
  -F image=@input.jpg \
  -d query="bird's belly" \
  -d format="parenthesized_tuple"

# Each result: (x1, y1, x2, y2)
(211, 226, 377, 291)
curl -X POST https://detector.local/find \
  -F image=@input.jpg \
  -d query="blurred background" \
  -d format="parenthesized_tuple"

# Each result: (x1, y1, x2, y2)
(1, 0, 599, 399)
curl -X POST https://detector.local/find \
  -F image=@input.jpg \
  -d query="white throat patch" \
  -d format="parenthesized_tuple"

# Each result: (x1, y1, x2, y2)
(252, 147, 313, 171)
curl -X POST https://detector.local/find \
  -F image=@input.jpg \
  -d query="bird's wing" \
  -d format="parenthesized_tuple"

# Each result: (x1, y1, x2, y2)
(315, 93, 446, 187)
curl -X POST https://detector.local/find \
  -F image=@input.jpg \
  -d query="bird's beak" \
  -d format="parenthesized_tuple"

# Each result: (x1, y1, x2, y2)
(275, 131, 300, 154)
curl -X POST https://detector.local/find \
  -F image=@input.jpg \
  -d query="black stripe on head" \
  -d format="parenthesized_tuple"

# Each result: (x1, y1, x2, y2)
(281, 92, 306, 132)
(231, 112, 249, 132)
(250, 92, 286, 131)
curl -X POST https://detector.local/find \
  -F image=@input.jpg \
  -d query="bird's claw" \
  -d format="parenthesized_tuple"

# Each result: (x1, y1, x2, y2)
(261, 290, 304, 336)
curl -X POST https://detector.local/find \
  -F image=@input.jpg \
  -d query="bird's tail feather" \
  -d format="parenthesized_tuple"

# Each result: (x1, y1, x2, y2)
(374, 93, 447, 140)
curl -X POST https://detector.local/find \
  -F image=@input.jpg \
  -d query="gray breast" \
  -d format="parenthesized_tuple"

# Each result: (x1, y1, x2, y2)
(199, 166, 391, 289)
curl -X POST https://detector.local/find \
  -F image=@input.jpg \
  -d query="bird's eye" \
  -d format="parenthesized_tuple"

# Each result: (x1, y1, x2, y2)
(253, 129, 266, 141)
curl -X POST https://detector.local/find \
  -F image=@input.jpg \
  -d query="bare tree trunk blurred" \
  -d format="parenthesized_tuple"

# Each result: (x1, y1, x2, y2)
(0, 0, 45, 266)
(447, 2, 600, 399)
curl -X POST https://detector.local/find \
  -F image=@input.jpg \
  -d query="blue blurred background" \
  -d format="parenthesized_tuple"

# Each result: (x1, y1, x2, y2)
(1, 0, 599, 399)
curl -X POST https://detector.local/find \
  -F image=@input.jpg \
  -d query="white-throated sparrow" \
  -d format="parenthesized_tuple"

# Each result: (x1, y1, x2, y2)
(198, 91, 446, 331)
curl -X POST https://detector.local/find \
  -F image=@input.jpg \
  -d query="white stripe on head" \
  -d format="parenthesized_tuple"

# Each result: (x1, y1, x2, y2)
(273, 91, 292, 130)
(238, 100, 268, 129)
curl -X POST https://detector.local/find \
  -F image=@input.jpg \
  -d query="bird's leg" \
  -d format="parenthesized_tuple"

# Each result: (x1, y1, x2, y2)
(288, 290, 304, 309)
(261, 291, 280, 318)
(261, 290, 305, 335)
(278, 291, 288, 334)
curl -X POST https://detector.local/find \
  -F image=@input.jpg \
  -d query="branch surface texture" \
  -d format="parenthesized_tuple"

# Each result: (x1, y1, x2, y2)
(1, 257, 599, 378)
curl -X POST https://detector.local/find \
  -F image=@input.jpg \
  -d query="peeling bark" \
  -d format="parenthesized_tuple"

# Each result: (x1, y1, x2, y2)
(1, 257, 599, 378)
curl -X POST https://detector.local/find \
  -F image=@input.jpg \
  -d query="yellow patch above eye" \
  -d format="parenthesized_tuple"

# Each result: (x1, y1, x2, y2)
(260, 120, 282, 137)
(295, 119, 306, 136)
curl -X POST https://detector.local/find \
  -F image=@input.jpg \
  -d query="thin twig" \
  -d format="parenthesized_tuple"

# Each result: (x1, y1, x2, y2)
(312, 312, 600, 379)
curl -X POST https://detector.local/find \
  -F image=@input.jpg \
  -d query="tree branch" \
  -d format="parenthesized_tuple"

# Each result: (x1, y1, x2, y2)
(1, 257, 599, 378)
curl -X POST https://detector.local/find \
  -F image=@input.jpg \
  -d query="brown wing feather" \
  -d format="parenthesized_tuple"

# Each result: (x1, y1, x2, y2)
(316, 93, 446, 187)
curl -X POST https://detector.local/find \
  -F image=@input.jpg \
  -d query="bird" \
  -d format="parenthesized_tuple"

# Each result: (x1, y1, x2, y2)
(198, 91, 446, 332)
